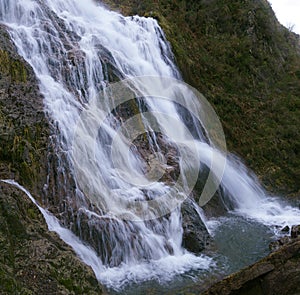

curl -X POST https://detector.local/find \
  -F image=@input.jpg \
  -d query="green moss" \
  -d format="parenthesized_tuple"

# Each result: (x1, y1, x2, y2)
(0, 272, 18, 293)
(0, 49, 27, 82)
(19, 161, 34, 186)
(58, 276, 91, 293)
(59, 278, 78, 291)
(27, 208, 38, 220)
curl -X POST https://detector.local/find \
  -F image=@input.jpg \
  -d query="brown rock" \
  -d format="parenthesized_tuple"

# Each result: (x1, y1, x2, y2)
(269, 236, 291, 252)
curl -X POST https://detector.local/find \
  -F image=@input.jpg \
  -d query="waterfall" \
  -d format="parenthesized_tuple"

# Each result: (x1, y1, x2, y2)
(1, 0, 299, 290)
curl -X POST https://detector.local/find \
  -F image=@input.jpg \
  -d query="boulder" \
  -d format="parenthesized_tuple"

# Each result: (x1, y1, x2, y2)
(181, 198, 212, 253)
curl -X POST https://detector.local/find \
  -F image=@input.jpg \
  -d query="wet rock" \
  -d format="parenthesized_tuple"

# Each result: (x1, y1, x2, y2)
(133, 131, 180, 184)
(281, 225, 290, 233)
(201, 188, 229, 218)
(181, 198, 212, 253)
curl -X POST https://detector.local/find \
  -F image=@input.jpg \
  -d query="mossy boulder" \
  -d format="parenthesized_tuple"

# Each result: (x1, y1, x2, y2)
(0, 182, 103, 295)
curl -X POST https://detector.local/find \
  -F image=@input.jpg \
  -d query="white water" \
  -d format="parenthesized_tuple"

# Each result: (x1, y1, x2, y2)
(1, 179, 214, 290)
(1, 0, 299, 290)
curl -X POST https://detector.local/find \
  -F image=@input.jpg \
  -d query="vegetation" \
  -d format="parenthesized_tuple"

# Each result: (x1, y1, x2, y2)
(102, 0, 300, 197)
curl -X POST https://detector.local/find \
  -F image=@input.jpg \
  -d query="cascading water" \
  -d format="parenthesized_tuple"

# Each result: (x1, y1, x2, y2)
(1, 0, 299, 291)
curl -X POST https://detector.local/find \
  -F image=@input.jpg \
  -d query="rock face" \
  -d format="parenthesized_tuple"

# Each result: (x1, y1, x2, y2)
(0, 25, 104, 293)
(0, 182, 103, 295)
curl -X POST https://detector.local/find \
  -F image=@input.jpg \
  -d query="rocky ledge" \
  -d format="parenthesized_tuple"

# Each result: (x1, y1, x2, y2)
(201, 233, 300, 295)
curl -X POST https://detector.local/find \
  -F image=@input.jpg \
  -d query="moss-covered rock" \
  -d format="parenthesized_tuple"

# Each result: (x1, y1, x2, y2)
(0, 182, 103, 295)
(0, 24, 50, 198)
(0, 49, 27, 82)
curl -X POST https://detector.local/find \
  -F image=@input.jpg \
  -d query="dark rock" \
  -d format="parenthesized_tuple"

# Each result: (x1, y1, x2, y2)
(281, 225, 290, 233)
(181, 198, 212, 253)
(201, 188, 229, 218)
(291, 225, 300, 239)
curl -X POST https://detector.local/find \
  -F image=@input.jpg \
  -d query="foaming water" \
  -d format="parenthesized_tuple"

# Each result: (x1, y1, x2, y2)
(100, 254, 214, 290)
(220, 157, 300, 230)
(196, 142, 300, 231)
(1, 0, 299, 290)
